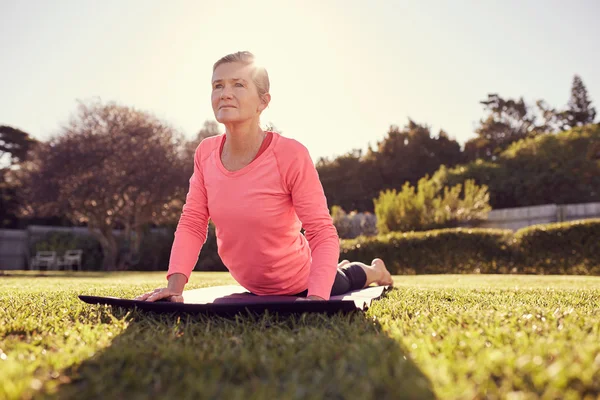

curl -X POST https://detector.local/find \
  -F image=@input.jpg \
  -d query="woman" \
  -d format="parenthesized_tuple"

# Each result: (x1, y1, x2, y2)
(135, 51, 393, 303)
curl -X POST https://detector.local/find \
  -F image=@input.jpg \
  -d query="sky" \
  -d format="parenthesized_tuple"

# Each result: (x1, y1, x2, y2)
(2, 0, 599, 164)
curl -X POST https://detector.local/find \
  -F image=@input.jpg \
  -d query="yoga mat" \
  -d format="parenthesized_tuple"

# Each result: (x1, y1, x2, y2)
(79, 284, 390, 315)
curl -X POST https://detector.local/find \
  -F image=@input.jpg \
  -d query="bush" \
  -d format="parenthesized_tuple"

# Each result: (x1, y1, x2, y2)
(118, 221, 226, 272)
(373, 175, 491, 233)
(32, 218, 598, 276)
(514, 218, 600, 274)
(126, 228, 176, 271)
(195, 220, 227, 271)
(340, 228, 515, 275)
(160, 218, 599, 275)
(339, 219, 600, 275)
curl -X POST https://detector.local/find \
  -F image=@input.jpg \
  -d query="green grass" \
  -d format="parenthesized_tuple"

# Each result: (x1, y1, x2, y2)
(1, 271, 599, 400)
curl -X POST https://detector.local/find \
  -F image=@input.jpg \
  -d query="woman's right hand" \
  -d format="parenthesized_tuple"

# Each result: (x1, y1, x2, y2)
(134, 287, 184, 303)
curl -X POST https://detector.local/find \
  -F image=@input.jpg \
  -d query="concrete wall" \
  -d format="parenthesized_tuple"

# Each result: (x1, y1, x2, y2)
(0, 229, 28, 271)
(478, 202, 600, 231)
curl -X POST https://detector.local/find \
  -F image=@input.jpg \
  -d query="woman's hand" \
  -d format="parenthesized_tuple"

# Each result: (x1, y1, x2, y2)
(134, 287, 184, 303)
(134, 273, 187, 302)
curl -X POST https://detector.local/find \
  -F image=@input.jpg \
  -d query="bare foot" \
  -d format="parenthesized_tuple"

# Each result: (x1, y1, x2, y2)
(371, 258, 394, 286)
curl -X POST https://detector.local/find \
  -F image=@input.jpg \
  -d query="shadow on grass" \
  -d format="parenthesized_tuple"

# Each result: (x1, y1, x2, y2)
(39, 300, 436, 400)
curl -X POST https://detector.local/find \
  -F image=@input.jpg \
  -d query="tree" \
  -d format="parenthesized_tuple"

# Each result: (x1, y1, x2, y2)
(15, 99, 189, 270)
(535, 99, 562, 134)
(439, 124, 600, 208)
(196, 120, 221, 142)
(183, 120, 221, 163)
(0, 126, 40, 228)
(316, 148, 377, 212)
(469, 76, 597, 152)
(316, 120, 463, 213)
(0, 125, 38, 167)
(466, 94, 542, 161)
(463, 137, 494, 162)
(369, 120, 464, 192)
(0, 170, 19, 228)
(561, 75, 597, 130)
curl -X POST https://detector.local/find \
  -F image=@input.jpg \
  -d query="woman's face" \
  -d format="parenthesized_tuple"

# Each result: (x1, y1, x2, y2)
(211, 62, 267, 124)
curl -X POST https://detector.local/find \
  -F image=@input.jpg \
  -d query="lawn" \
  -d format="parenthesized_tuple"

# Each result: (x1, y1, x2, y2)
(1, 271, 599, 399)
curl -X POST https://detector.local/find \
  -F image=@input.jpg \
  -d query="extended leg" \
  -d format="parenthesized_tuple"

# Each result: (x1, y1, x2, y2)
(338, 259, 394, 288)
(293, 259, 394, 297)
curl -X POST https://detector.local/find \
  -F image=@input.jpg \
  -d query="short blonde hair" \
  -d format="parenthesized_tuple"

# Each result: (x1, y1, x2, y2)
(213, 51, 270, 99)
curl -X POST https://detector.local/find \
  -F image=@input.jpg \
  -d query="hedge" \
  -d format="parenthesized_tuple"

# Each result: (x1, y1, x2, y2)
(513, 218, 600, 274)
(339, 228, 515, 275)
(340, 218, 600, 275)
(29, 219, 600, 275)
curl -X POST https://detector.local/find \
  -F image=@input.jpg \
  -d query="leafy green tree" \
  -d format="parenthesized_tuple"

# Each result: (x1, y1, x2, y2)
(370, 120, 464, 191)
(317, 149, 378, 212)
(0, 125, 38, 166)
(439, 124, 600, 208)
(318, 120, 463, 213)
(182, 120, 221, 166)
(0, 126, 40, 228)
(15, 100, 189, 270)
(560, 75, 597, 130)
(465, 94, 544, 161)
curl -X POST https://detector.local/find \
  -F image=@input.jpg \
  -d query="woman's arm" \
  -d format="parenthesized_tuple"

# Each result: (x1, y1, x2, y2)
(166, 142, 211, 285)
(285, 143, 340, 301)
(135, 143, 211, 302)
(167, 272, 187, 293)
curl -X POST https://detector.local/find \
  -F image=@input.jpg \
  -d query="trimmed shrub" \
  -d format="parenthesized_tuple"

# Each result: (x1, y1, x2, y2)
(339, 219, 600, 275)
(340, 228, 515, 275)
(514, 218, 600, 274)
(32, 218, 598, 275)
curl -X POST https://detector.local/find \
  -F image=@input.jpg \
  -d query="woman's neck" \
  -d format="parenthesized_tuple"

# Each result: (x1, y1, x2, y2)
(222, 124, 265, 159)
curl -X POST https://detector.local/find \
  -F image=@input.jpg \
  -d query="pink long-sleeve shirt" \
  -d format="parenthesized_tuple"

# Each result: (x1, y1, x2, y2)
(166, 131, 340, 300)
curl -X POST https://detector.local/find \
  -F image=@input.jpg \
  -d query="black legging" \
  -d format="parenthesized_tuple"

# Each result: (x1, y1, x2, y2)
(292, 262, 367, 297)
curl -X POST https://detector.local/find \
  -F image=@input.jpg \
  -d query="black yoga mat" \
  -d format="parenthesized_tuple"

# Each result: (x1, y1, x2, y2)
(79, 284, 391, 315)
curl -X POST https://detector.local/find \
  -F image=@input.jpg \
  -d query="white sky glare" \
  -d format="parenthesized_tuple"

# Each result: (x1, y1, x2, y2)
(2, 0, 598, 162)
